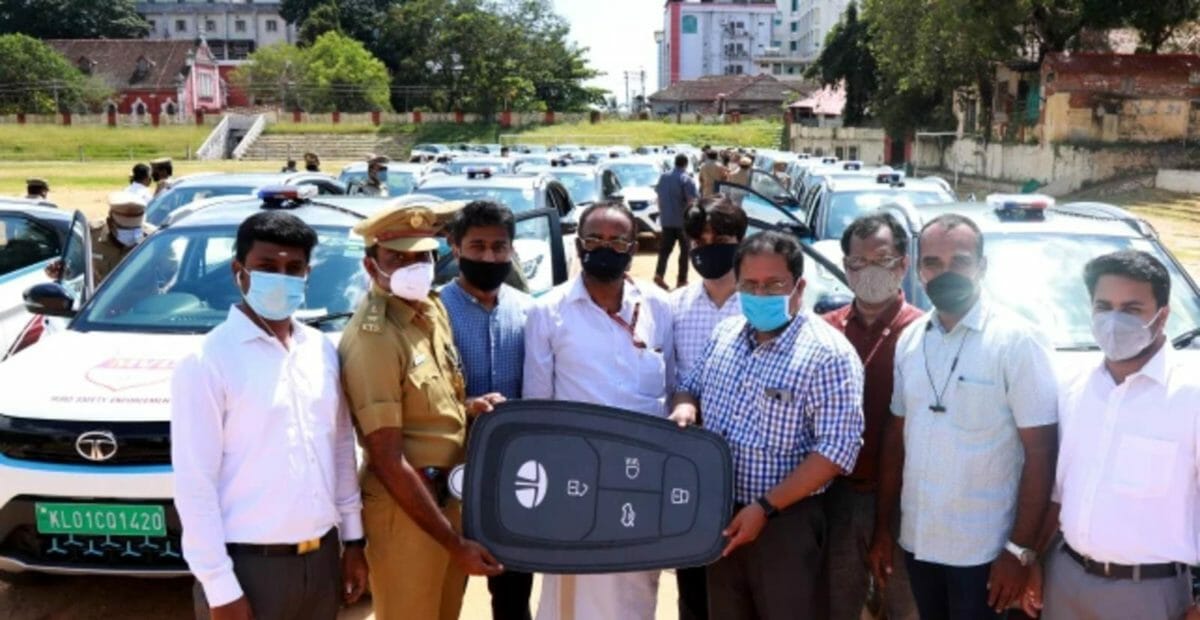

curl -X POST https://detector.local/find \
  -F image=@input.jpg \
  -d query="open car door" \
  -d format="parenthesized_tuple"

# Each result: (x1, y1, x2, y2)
(716, 181, 811, 240)
(434, 207, 567, 297)
(59, 210, 95, 306)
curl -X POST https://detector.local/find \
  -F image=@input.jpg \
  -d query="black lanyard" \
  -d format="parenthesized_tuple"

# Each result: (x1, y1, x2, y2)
(922, 322, 970, 413)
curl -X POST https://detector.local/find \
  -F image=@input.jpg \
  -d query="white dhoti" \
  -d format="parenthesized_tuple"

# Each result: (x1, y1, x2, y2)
(535, 571, 660, 620)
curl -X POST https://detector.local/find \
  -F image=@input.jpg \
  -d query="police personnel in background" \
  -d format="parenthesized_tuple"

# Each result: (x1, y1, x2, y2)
(151, 157, 174, 196)
(352, 155, 390, 197)
(46, 191, 155, 283)
(25, 178, 49, 200)
(339, 204, 503, 620)
(126, 163, 154, 202)
(304, 152, 321, 172)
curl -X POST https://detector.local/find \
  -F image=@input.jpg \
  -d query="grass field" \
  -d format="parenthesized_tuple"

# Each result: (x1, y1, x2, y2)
(0, 125, 213, 161)
(265, 119, 787, 149)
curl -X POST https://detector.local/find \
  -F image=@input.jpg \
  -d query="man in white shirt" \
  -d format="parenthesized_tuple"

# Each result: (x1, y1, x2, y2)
(524, 200, 675, 620)
(1025, 250, 1200, 620)
(125, 163, 153, 202)
(668, 194, 745, 620)
(172, 211, 367, 620)
(880, 213, 1058, 619)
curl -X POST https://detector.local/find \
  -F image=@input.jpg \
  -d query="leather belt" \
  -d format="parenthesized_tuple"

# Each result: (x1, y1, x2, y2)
(227, 528, 337, 557)
(1063, 542, 1187, 581)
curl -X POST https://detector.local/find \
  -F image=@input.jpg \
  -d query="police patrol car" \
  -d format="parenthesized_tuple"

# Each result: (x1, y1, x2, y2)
(0, 187, 566, 578)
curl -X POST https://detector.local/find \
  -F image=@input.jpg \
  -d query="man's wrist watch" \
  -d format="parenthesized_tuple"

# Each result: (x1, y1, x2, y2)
(1004, 541, 1037, 566)
(755, 496, 779, 520)
(343, 538, 366, 549)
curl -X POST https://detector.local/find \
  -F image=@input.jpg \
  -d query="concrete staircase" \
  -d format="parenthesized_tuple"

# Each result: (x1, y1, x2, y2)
(239, 133, 414, 161)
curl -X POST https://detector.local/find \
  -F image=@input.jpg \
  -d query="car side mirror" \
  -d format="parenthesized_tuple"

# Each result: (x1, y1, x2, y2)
(813, 293, 853, 315)
(24, 282, 77, 318)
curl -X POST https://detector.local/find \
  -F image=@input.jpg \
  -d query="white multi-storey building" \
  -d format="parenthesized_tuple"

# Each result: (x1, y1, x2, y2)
(137, 0, 295, 62)
(783, 0, 851, 66)
(656, 0, 779, 90)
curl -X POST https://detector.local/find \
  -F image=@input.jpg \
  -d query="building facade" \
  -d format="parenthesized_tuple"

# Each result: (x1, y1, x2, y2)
(137, 0, 295, 62)
(776, 0, 850, 68)
(657, 0, 780, 90)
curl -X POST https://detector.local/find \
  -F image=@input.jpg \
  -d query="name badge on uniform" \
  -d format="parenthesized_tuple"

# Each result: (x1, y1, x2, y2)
(764, 388, 794, 404)
(413, 353, 427, 367)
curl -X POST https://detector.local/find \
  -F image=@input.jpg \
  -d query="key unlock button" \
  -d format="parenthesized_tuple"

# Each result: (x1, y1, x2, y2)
(661, 457, 699, 537)
(588, 491, 660, 542)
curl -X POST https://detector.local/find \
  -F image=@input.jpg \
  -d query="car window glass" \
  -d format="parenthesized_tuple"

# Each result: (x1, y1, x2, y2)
(608, 164, 660, 188)
(750, 171, 789, 202)
(146, 186, 258, 226)
(825, 191, 947, 240)
(0, 215, 59, 276)
(419, 186, 537, 214)
(514, 214, 555, 296)
(77, 226, 367, 333)
(721, 185, 798, 228)
(552, 173, 599, 205)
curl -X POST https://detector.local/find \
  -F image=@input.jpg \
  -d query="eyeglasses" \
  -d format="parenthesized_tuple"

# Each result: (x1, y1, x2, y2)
(581, 236, 633, 254)
(844, 255, 903, 271)
(737, 280, 795, 296)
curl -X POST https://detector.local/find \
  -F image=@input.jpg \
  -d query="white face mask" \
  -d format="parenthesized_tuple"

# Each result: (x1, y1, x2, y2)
(1090, 307, 1164, 362)
(114, 227, 144, 247)
(381, 259, 434, 301)
(847, 265, 902, 305)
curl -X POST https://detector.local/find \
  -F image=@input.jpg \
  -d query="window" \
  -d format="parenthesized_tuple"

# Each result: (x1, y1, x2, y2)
(835, 146, 845, 159)
(148, 20, 156, 31)
(790, 41, 798, 52)
(0, 216, 59, 277)
(791, 21, 798, 32)
(792, 0, 799, 10)
(848, 146, 859, 160)
(175, 19, 187, 33)
(205, 19, 216, 32)
(265, 19, 278, 32)
(235, 19, 246, 33)
(681, 15, 698, 34)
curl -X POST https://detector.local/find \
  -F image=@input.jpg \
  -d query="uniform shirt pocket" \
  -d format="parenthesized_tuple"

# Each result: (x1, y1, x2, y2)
(757, 388, 804, 452)
(635, 348, 667, 397)
(950, 376, 1004, 432)
(1111, 435, 1178, 498)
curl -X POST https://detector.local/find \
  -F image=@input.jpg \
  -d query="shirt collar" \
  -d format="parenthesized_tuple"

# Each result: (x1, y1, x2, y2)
(741, 309, 809, 349)
(846, 291, 907, 329)
(226, 305, 309, 345)
(446, 279, 508, 310)
(567, 275, 641, 309)
(1095, 340, 1172, 386)
(932, 294, 988, 334)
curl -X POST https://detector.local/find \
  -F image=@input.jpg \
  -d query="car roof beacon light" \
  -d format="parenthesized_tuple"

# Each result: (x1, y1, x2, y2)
(988, 193, 1054, 221)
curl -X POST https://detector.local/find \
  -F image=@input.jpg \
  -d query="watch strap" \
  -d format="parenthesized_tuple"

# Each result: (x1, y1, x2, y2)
(342, 538, 366, 548)
(755, 496, 779, 519)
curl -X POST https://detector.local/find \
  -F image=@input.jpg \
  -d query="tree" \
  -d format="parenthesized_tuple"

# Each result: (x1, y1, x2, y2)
(298, 1, 342, 46)
(230, 43, 307, 109)
(298, 32, 392, 112)
(0, 33, 111, 114)
(0, 0, 148, 38)
(1124, 0, 1200, 52)
(282, 0, 390, 50)
(806, 2, 876, 125)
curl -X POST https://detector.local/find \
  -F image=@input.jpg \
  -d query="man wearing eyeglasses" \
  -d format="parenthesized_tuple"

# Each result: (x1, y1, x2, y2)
(524, 200, 675, 620)
(670, 230, 865, 619)
(821, 213, 922, 620)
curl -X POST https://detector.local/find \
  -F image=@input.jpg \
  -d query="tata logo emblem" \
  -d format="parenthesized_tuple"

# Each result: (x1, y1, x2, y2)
(75, 430, 118, 462)
(514, 460, 548, 509)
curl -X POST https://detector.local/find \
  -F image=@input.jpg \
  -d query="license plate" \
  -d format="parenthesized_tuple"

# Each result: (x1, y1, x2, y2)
(35, 502, 166, 537)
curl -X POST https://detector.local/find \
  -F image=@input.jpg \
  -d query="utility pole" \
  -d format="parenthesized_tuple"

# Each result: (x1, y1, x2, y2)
(624, 72, 630, 114)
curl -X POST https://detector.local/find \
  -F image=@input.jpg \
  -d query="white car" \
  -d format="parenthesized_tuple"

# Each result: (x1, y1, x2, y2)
(0, 188, 568, 578)
(0, 199, 74, 359)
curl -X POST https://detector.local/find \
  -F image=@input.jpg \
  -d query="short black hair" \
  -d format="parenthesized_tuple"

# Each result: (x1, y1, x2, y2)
(841, 211, 909, 256)
(919, 213, 983, 258)
(449, 200, 515, 244)
(684, 195, 749, 241)
(152, 160, 173, 176)
(734, 230, 804, 280)
(674, 153, 690, 168)
(578, 200, 637, 242)
(130, 163, 151, 184)
(1084, 250, 1170, 308)
(235, 211, 318, 263)
(706, 150, 718, 160)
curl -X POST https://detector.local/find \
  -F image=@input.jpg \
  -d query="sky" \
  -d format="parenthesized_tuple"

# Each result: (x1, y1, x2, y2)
(550, 0, 663, 104)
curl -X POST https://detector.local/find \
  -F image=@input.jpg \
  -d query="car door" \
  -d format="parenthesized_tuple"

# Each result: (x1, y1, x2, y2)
(0, 210, 66, 353)
(512, 207, 568, 297)
(716, 181, 811, 240)
(59, 210, 95, 306)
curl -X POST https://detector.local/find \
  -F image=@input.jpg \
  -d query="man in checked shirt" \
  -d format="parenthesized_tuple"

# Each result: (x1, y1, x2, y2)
(670, 229, 866, 619)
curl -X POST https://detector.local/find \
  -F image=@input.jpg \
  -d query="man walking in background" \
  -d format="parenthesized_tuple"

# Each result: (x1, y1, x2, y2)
(653, 153, 698, 291)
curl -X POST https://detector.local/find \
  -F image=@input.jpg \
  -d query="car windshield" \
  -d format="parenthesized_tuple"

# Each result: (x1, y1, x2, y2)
(608, 164, 660, 187)
(73, 225, 368, 334)
(146, 185, 258, 226)
(972, 234, 1200, 350)
(340, 171, 417, 195)
(445, 161, 506, 175)
(549, 172, 598, 205)
(419, 186, 538, 213)
(826, 190, 949, 239)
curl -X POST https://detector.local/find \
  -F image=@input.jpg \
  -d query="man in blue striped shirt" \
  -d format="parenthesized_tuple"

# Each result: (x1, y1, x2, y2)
(671, 230, 865, 619)
(439, 200, 532, 620)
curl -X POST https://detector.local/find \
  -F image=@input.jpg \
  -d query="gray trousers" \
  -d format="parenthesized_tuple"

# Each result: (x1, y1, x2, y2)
(193, 531, 342, 620)
(1043, 544, 1192, 620)
(821, 479, 919, 620)
(706, 496, 825, 620)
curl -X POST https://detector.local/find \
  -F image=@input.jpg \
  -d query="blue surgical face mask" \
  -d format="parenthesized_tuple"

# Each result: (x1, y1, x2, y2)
(241, 269, 306, 321)
(739, 291, 794, 332)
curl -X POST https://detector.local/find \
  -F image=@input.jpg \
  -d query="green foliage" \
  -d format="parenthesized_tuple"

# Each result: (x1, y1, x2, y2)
(0, 0, 148, 39)
(232, 33, 392, 112)
(806, 2, 875, 125)
(0, 34, 112, 114)
(298, 2, 342, 46)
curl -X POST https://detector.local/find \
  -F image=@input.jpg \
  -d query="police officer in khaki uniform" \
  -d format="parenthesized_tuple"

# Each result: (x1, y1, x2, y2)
(698, 149, 727, 198)
(25, 178, 49, 200)
(92, 191, 155, 282)
(352, 155, 390, 197)
(150, 157, 174, 197)
(339, 203, 504, 620)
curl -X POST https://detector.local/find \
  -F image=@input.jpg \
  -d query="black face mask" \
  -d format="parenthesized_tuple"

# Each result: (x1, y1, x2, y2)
(925, 271, 978, 315)
(459, 256, 512, 292)
(690, 243, 737, 280)
(580, 247, 632, 282)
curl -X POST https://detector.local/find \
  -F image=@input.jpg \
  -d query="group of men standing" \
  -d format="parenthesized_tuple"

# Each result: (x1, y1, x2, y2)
(167, 177, 1199, 620)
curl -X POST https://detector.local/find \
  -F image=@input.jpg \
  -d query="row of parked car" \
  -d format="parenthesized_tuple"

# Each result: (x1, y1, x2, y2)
(0, 143, 1198, 584)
